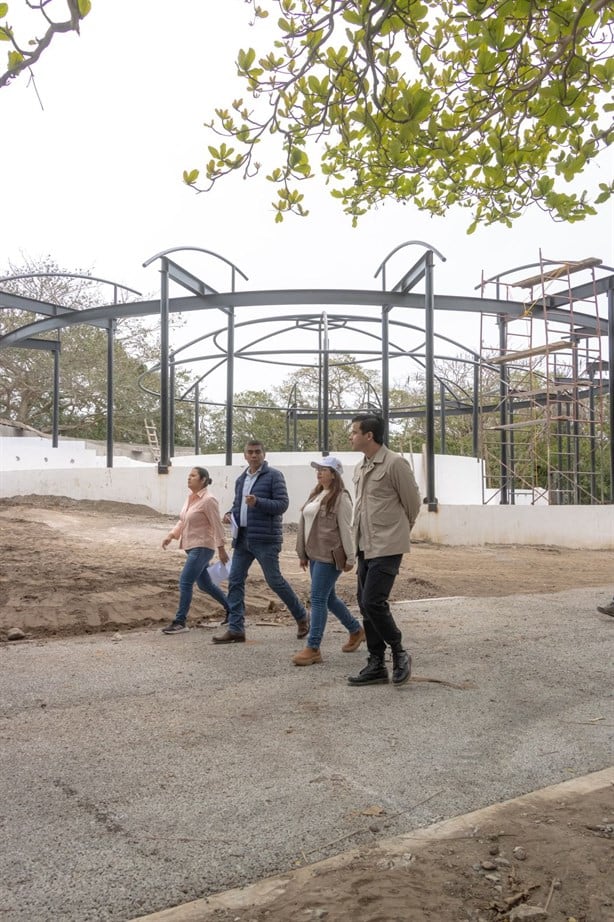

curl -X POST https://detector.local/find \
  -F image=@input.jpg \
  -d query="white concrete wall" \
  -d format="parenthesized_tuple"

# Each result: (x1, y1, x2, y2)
(410, 503, 614, 550)
(0, 436, 147, 469)
(0, 436, 101, 469)
(2, 437, 613, 548)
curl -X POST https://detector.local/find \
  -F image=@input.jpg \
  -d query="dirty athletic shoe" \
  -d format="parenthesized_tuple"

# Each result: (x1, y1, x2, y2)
(162, 621, 189, 634)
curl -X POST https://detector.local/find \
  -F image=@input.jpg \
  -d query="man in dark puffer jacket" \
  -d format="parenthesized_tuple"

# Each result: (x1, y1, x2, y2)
(212, 439, 309, 643)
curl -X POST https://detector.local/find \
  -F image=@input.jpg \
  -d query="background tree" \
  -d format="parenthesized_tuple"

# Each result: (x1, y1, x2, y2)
(0, 0, 90, 89)
(278, 356, 384, 450)
(189, 0, 614, 229)
(0, 256, 191, 444)
(222, 388, 288, 451)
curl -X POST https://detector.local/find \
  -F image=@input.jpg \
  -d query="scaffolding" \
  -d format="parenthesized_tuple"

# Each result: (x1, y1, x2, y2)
(479, 256, 609, 505)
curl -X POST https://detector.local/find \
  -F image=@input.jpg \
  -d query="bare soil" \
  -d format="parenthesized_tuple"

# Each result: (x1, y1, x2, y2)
(1, 494, 613, 922)
(207, 786, 614, 922)
(2, 493, 613, 639)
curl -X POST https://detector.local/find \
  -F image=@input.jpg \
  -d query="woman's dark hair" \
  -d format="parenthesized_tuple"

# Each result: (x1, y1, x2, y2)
(193, 466, 212, 486)
(306, 469, 346, 512)
(351, 413, 385, 445)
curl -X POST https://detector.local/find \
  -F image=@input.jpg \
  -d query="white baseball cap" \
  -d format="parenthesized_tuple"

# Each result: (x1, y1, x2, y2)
(311, 456, 343, 474)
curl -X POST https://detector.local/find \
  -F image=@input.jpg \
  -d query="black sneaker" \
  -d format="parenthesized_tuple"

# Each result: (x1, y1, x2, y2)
(162, 622, 189, 634)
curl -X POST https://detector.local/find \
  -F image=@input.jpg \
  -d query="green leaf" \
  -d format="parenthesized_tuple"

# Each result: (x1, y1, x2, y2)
(543, 102, 569, 128)
(237, 47, 256, 71)
(342, 9, 363, 26)
(0, 4, 8, 18)
(182, 169, 199, 185)
(77, 0, 92, 16)
(7, 49, 23, 70)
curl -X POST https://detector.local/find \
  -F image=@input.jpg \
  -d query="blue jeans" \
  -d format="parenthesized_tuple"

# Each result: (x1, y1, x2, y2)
(174, 547, 229, 624)
(307, 560, 361, 649)
(227, 531, 306, 635)
(356, 552, 403, 658)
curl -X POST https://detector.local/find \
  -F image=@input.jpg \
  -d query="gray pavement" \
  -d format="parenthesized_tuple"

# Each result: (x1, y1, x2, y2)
(1, 587, 613, 922)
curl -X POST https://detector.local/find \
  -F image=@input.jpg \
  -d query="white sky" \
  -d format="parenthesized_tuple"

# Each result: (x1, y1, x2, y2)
(2, 0, 613, 400)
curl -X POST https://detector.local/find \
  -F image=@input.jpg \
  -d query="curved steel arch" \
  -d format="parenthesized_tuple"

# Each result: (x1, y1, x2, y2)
(136, 308, 494, 472)
(0, 288, 605, 349)
(2, 246, 612, 508)
(0, 270, 142, 464)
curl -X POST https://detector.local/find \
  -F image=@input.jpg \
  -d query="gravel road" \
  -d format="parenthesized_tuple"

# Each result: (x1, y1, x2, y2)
(1, 587, 613, 921)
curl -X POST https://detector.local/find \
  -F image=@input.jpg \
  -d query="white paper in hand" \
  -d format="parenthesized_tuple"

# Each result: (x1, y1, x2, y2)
(208, 558, 232, 587)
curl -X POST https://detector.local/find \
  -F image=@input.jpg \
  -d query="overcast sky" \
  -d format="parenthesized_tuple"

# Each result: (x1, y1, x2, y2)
(2, 0, 613, 398)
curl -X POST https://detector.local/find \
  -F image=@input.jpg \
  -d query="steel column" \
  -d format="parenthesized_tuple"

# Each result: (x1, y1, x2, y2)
(424, 251, 438, 511)
(608, 289, 614, 502)
(52, 338, 60, 448)
(158, 260, 171, 473)
(225, 299, 235, 466)
(472, 361, 480, 457)
(194, 383, 200, 455)
(169, 358, 176, 461)
(498, 314, 509, 504)
(322, 312, 330, 455)
(106, 319, 115, 468)
(439, 381, 446, 454)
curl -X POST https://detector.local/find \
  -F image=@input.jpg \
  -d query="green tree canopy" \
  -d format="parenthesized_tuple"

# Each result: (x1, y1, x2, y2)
(188, 0, 613, 230)
(0, 256, 167, 443)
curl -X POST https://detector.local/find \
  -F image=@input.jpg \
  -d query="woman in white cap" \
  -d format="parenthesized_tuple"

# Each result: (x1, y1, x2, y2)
(294, 456, 365, 665)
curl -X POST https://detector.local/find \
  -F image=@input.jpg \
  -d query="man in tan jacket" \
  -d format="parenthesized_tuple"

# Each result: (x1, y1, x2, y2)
(349, 413, 421, 686)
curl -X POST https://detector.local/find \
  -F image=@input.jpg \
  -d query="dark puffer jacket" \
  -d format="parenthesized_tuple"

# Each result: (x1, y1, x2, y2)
(230, 461, 289, 545)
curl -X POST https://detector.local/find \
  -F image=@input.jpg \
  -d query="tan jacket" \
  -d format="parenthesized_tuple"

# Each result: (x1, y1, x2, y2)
(353, 445, 421, 559)
(296, 490, 355, 568)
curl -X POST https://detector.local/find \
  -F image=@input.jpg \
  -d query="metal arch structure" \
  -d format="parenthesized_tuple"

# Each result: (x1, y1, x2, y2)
(2, 245, 614, 510)
(0, 272, 141, 466)
(137, 310, 489, 475)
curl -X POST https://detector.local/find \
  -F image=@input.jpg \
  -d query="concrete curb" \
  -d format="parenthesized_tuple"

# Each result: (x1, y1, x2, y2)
(130, 765, 614, 921)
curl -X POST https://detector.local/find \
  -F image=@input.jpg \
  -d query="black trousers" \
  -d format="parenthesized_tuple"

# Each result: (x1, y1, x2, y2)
(356, 552, 403, 658)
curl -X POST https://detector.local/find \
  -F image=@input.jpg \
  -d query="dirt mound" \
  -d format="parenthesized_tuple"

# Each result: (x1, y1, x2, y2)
(2, 496, 613, 640)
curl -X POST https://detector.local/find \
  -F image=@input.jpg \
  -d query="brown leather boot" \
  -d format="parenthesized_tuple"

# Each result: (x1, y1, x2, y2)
(292, 647, 322, 666)
(342, 627, 366, 653)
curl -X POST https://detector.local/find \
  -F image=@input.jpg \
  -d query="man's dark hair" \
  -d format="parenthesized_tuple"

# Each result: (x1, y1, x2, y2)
(245, 438, 266, 452)
(352, 414, 385, 445)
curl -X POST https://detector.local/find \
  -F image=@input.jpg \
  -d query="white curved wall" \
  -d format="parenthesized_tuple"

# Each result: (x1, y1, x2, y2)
(1, 437, 613, 548)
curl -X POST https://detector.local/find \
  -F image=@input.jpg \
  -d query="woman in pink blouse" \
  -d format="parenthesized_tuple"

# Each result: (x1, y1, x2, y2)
(161, 467, 230, 634)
